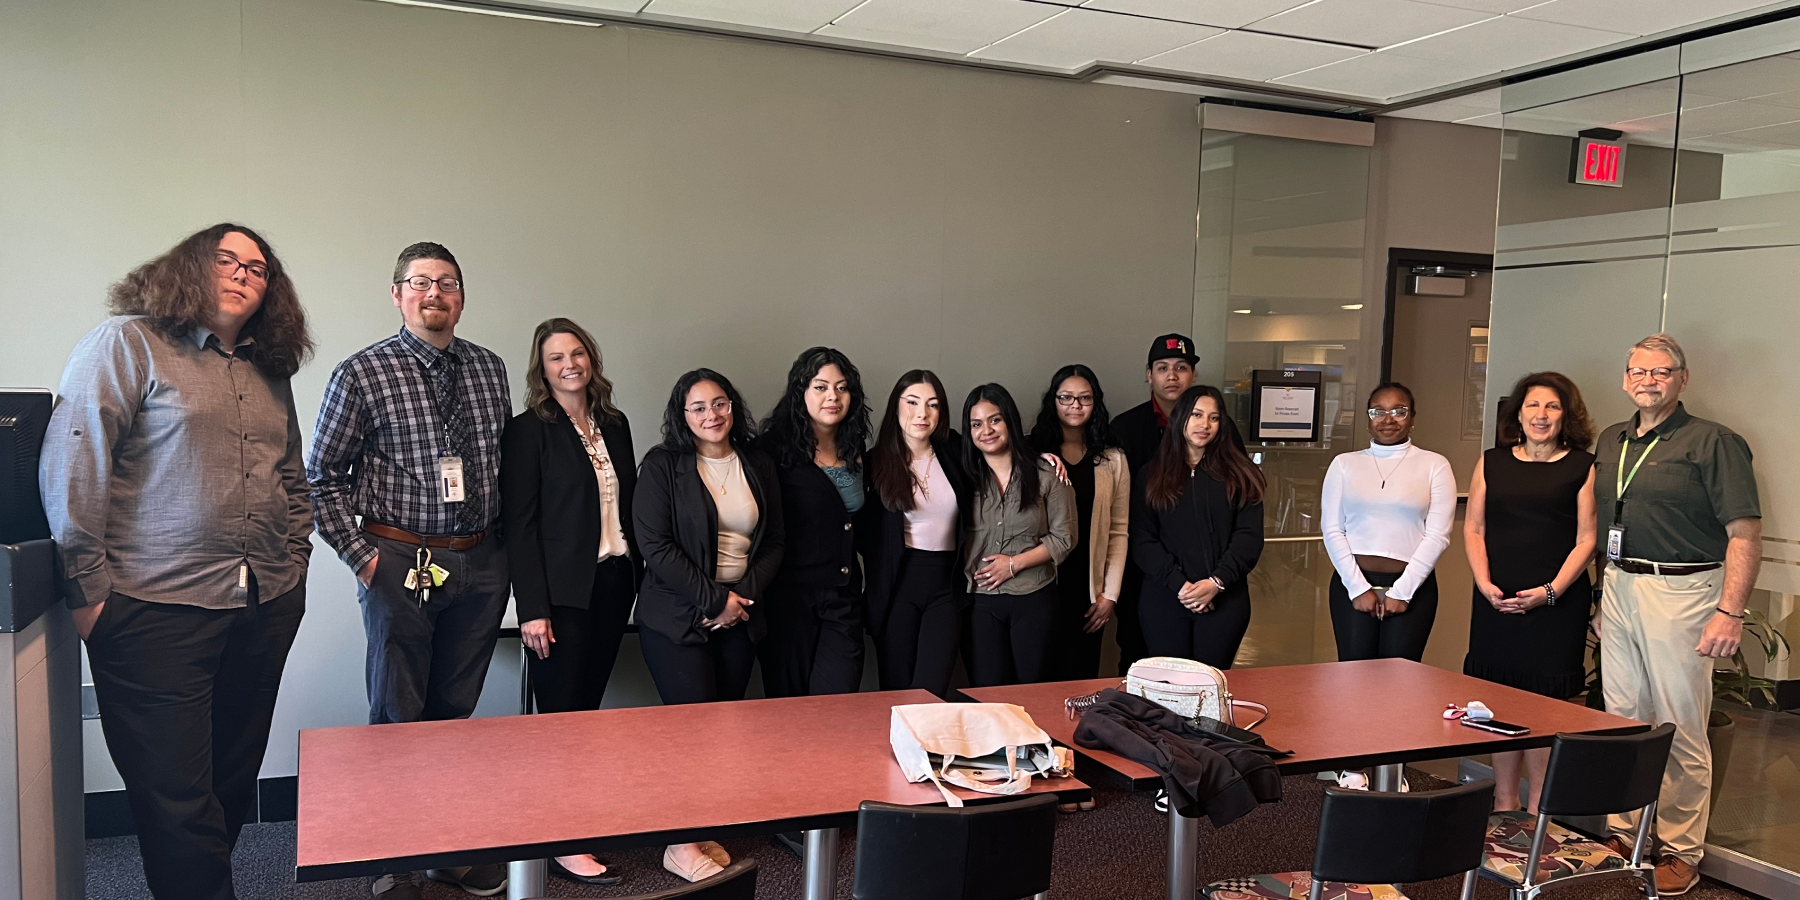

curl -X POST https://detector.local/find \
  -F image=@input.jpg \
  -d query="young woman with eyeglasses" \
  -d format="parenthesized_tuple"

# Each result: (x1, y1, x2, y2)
(632, 368, 783, 882)
(1028, 365, 1129, 681)
(1320, 382, 1457, 662)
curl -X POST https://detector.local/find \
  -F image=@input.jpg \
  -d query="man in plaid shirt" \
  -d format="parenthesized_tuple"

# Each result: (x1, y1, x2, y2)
(306, 242, 511, 900)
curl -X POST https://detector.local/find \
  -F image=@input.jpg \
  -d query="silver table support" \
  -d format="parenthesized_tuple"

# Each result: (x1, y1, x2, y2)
(1372, 763, 1404, 793)
(804, 827, 841, 900)
(1167, 804, 1199, 900)
(508, 859, 547, 900)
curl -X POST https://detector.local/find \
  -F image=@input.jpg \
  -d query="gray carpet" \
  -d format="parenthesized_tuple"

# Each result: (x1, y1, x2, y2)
(87, 771, 1765, 899)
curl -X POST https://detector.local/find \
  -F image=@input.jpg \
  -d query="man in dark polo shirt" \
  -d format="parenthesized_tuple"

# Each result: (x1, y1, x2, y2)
(1595, 333, 1761, 896)
(1109, 333, 1198, 673)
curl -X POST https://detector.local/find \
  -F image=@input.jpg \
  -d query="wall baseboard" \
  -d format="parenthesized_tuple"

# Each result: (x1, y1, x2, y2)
(85, 776, 299, 839)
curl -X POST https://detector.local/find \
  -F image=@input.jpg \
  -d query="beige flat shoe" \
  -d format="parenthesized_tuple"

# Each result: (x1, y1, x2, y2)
(697, 841, 731, 867)
(663, 845, 723, 883)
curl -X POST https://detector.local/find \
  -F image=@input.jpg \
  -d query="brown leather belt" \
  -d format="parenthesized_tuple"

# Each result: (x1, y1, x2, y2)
(1611, 559, 1720, 576)
(363, 522, 488, 551)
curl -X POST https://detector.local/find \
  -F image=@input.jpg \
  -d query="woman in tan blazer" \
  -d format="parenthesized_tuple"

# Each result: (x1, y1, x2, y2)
(1029, 364, 1130, 682)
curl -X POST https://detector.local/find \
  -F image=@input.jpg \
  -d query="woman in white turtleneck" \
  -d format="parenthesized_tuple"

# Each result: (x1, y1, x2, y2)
(1320, 382, 1456, 662)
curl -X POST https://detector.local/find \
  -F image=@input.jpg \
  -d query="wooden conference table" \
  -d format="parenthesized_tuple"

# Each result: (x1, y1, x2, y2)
(963, 658, 1645, 900)
(295, 689, 1088, 900)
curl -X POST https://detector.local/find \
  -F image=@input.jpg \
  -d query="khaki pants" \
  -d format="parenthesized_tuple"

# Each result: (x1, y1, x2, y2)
(1601, 563, 1721, 865)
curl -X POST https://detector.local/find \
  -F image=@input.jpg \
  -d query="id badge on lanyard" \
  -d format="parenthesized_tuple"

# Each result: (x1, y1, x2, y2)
(439, 453, 466, 503)
(1610, 435, 1660, 562)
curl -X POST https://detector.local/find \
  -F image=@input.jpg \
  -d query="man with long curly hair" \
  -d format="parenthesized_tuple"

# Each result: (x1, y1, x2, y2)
(40, 223, 315, 900)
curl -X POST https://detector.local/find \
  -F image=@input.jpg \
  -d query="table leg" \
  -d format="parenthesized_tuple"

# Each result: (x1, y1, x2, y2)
(803, 827, 840, 900)
(508, 859, 546, 900)
(1167, 804, 1199, 900)
(1372, 763, 1404, 793)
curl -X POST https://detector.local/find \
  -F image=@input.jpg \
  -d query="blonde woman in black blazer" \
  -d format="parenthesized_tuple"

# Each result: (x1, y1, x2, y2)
(499, 318, 639, 886)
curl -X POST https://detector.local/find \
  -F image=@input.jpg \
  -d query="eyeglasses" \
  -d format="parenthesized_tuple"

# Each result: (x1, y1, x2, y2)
(1625, 366, 1681, 383)
(1055, 393, 1094, 408)
(684, 399, 733, 416)
(1367, 407, 1412, 420)
(214, 251, 268, 283)
(395, 275, 463, 293)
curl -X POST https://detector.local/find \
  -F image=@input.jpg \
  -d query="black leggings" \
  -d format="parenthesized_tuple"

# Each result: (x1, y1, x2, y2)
(1329, 569, 1439, 662)
(1137, 583, 1251, 669)
(967, 585, 1057, 687)
(526, 557, 634, 713)
(874, 550, 961, 698)
(758, 583, 865, 697)
(639, 623, 758, 705)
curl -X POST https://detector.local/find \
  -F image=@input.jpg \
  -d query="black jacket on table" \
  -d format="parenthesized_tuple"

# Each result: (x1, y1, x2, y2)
(1073, 689, 1283, 826)
(500, 407, 642, 625)
(763, 439, 861, 591)
(632, 444, 784, 645)
(1112, 399, 1167, 479)
(857, 434, 970, 635)
(1130, 466, 1265, 602)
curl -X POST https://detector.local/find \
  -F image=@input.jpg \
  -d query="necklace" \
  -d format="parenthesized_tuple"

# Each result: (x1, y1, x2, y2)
(572, 416, 614, 499)
(1372, 444, 1410, 489)
(913, 451, 936, 499)
(701, 453, 734, 496)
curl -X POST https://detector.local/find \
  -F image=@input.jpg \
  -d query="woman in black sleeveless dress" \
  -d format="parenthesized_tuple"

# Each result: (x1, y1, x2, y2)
(1464, 372, 1597, 813)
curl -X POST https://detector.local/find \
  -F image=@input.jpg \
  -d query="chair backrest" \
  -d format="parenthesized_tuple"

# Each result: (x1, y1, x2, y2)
(852, 793, 1058, 900)
(533, 858, 758, 900)
(1312, 780, 1495, 886)
(1537, 723, 1675, 818)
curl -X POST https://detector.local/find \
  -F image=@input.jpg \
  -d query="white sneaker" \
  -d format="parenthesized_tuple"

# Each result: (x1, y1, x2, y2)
(1335, 771, 1369, 790)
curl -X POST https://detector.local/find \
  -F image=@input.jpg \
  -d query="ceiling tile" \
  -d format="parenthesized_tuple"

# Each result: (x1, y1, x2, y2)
(1383, 14, 1629, 72)
(1512, 0, 1779, 37)
(816, 0, 1060, 54)
(1138, 29, 1365, 80)
(642, 0, 862, 32)
(1383, 86, 1501, 120)
(533, 0, 651, 11)
(1681, 54, 1800, 105)
(1079, 0, 1314, 29)
(1252, 0, 1494, 48)
(1412, 0, 1553, 11)
(1273, 48, 1492, 99)
(1679, 100, 1800, 138)
(969, 8, 1221, 68)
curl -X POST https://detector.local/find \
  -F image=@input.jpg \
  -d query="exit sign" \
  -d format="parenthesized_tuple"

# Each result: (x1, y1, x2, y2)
(1570, 130, 1626, 187)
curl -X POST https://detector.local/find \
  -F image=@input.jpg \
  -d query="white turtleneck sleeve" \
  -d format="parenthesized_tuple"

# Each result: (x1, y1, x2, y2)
(1319, 440, 1457, 601)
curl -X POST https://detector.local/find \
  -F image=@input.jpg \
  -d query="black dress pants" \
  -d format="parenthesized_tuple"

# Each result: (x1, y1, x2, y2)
(1047, 574, 1106, 681)
(874, 549, 961, 698)
(967, 585, 1057, 687)
(358, 534, 509, 724)
(1329, 569, 1439, 662)
(85, 582, 306, 900)
(526, 556, 635, 713)
(759, 583, 865, 697)
(1137, 583, 1251, 669)
(1114, 565, 1150, 676)
(639, 624, 758, 705)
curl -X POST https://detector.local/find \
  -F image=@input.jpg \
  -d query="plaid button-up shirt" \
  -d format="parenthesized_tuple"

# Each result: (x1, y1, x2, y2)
(307, 327, 511, 574)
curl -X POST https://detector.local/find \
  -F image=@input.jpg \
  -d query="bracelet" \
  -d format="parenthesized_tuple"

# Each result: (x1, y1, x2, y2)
(1006, 558, 1016, 578)
(1716, 606, 1745, 620)
(1544, 583, 1558, 606)
(1210, 576, 1226, 591)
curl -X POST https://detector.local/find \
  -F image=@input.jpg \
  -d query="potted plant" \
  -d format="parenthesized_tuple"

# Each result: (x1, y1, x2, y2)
(1586, 608, 1791, 798)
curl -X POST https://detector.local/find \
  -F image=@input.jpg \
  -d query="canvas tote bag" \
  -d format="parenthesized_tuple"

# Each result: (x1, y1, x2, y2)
(890, 703, 1073, 806)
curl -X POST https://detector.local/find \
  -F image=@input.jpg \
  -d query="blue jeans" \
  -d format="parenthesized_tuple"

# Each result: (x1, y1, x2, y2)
(358, 534, 509, 724)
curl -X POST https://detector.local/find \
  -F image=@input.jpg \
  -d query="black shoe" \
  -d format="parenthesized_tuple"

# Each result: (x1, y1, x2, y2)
(551, 855, 625, 887)
(425, 864, 508, 897)
(774, 831, 807, 860)
(371, 872, 423, 900)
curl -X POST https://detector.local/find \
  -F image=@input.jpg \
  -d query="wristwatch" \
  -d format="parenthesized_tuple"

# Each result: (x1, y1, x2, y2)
(1544, 583, 1558, 607)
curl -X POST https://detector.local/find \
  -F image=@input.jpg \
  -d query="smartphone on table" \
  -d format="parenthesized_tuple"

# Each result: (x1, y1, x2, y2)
(1460, 718, 1530, 736)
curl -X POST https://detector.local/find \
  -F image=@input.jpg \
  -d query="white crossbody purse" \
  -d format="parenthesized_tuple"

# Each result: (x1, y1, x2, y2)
(1124, 657, 1269, 729)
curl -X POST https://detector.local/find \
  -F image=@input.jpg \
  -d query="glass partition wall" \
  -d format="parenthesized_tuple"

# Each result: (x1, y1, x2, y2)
(1491, 42, 1800, 889)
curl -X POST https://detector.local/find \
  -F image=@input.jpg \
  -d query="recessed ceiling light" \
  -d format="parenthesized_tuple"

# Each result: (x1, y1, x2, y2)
(1341, 304, 1364, 310)
(1232, 308, 1252, 314)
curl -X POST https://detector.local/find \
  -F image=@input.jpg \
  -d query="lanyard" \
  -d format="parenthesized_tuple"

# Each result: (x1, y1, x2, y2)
(1614, 434, 1660, 517)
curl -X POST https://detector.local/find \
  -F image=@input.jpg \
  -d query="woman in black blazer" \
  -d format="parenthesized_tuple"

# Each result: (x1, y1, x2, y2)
(859, 370, 969, 698)
(757, 347, 872, 697)
(499, 318, 639, 885)
(1130, 384, 1266, 669)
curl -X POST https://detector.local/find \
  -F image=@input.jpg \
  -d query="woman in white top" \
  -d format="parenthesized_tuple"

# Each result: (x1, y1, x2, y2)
(860, 370, 969, 698)
(1320, 382, 1456, 662)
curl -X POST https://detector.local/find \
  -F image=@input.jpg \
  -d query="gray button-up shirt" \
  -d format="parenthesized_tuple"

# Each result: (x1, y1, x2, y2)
(39, 316, 313, 609)
(963, 460, 1076, 596)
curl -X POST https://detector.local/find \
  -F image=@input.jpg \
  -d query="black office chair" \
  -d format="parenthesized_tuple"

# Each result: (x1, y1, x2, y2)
(1205, 779, 1495, 900)
(528, 858, 758, 900)
(1478, 723, 1675, 900)
(852, 793, 1058, 900)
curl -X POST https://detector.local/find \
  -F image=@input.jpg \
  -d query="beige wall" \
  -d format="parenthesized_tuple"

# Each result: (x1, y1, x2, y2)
(1, 0, 1203, 781)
